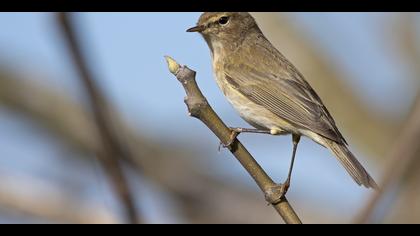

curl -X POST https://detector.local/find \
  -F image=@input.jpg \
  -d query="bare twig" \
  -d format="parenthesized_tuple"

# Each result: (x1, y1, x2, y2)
(165, 56, 302, 224)
(355, 96, 420, 223)
(0, 71, 308, 223)
(56, 13, 139, 223)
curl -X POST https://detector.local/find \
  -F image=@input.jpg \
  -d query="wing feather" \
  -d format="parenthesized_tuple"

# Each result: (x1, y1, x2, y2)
(223, 38, 346, 144)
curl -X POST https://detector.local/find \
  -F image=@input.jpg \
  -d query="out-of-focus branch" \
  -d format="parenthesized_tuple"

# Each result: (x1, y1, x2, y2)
(0, 173, 118, 224)
(56, 13, 139, 223)
(0, 72, 101, 153)
(165, 56, 302, 224)
(355, 14, 420, 223)
(252, 13, 400, 157)
(377, 14, 420, 223)
(355, 96, 420, 223)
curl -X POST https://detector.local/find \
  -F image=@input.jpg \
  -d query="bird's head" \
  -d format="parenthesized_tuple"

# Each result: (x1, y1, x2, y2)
(187, 12, 261, 52)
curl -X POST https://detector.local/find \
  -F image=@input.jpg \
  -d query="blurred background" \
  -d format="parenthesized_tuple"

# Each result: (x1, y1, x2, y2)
(0, 12, 419, 224)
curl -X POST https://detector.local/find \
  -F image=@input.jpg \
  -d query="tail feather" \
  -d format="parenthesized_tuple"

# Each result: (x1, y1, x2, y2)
(325, 139, 378, 189)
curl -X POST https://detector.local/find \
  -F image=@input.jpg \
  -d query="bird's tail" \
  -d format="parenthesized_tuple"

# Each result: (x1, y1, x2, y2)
(324, 138, 378, 189)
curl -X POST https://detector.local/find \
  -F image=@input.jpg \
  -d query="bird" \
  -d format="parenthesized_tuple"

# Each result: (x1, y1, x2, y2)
(186, 12, 378, 196)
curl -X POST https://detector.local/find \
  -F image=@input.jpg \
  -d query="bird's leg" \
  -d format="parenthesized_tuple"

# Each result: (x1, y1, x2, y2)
(284, 134, 301, 191)
(219, 127, 272, 151)
(266, 134, 301, 202)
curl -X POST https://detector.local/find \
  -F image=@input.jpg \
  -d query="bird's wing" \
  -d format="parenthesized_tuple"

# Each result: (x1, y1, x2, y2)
(223, 40, 346, 144)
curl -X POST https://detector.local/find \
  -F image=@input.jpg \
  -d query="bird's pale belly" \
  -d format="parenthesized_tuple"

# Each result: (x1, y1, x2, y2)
(214, 72, 295, 134)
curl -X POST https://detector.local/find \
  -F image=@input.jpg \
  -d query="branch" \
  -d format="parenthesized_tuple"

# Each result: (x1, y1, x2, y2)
(0, 72, 307, 223)
(355, 96, 420, 223)
(165, 56, 302, 224)
(57, 13, 139, 223)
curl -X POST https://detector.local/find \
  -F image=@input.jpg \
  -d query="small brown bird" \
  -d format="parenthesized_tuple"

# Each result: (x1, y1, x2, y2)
(187, 12, 378, 195)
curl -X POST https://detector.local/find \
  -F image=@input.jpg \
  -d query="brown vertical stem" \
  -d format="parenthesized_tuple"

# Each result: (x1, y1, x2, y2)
(57, 12, 139, 224)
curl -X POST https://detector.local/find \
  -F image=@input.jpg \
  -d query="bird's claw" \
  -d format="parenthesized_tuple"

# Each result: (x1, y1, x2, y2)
(264, 183, 290, 205)
(218, 128, 242, 151)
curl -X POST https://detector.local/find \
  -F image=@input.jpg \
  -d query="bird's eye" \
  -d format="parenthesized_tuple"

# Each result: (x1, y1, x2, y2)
(218, 16, 229, 25)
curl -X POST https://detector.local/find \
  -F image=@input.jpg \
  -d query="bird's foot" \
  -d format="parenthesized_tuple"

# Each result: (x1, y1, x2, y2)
(218, 127, 243, 151)
(264, 183, 290, 205)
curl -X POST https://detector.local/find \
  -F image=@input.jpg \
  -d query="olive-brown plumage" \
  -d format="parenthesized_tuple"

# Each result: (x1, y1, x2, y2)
(187, 12, 378, 189)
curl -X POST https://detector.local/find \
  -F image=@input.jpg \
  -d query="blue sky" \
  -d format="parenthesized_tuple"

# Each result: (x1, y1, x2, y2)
(0, 12, 417, 223)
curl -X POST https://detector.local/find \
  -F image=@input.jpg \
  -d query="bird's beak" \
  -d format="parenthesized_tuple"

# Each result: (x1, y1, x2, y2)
(186, 25, 205, 33)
